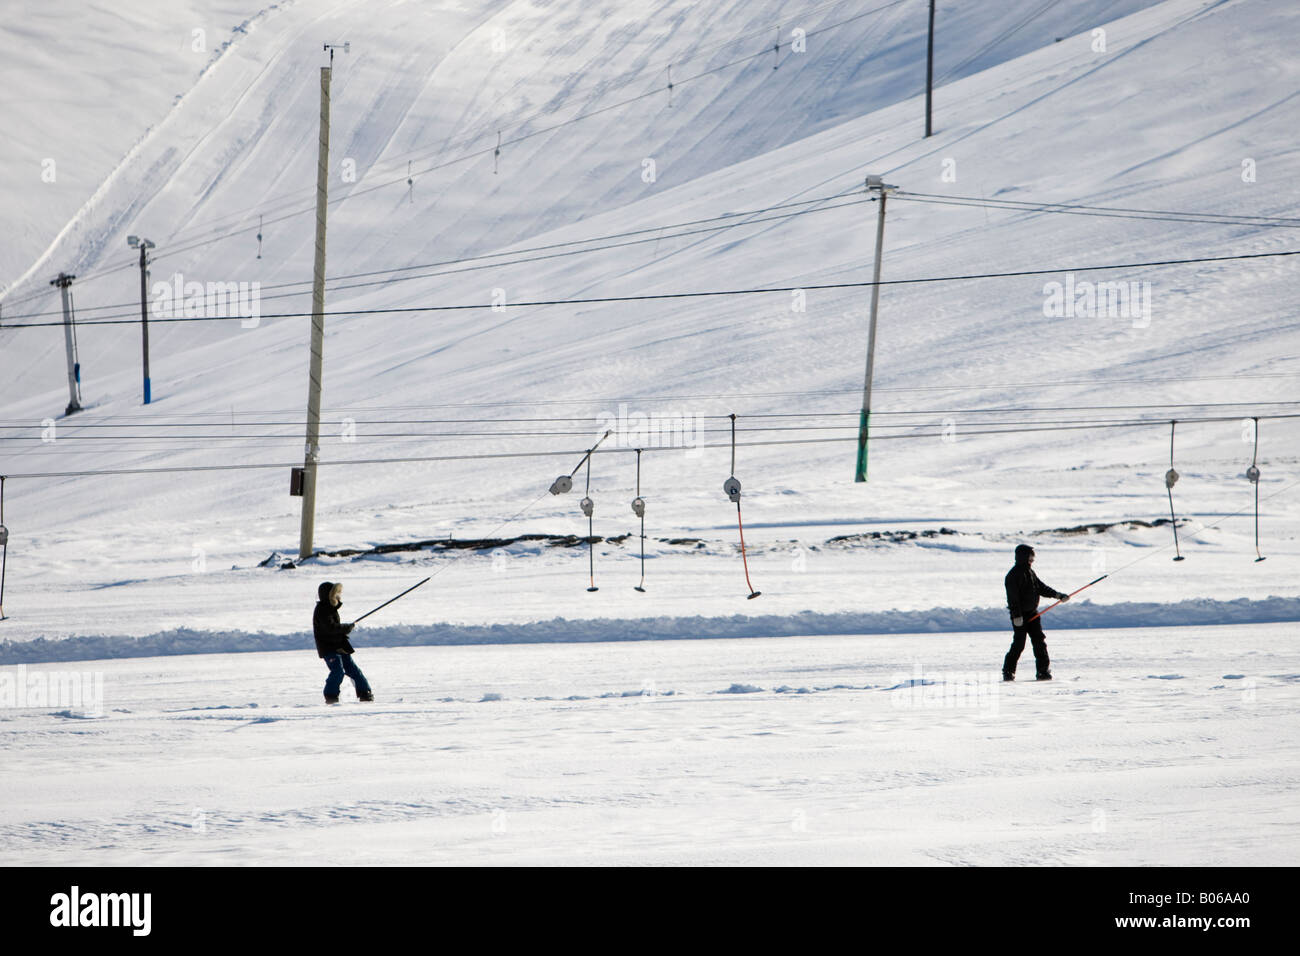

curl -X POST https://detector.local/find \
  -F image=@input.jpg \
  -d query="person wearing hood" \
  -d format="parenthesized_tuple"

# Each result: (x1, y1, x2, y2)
(1002, 544, 1068, 682)
(313, 581, 374, 703)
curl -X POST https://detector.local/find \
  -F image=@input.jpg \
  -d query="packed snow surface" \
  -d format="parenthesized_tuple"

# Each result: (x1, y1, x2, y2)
(1, 626, 1295, 865)
(0, 0, 1298, 865)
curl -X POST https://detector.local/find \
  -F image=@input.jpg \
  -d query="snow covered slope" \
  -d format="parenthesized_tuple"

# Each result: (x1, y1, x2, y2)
(1, 0, 1298, 651)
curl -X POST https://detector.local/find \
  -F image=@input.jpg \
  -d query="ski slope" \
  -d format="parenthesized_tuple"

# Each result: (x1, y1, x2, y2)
(1, 625, 1296, 865)
(1, 0, 1297, 654)
(1, 0, 1298, 870)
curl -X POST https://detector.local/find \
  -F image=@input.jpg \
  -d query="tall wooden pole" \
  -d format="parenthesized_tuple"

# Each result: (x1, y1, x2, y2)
(299, 64, 332, 559)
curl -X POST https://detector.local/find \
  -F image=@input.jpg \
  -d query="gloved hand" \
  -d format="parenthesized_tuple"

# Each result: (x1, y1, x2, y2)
(344, 623, 355, 634)
(1057, 592, 1070, 602)
(1012, 616, 1024, 627)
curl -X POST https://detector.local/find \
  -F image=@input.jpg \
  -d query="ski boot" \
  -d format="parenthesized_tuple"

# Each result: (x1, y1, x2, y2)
(1002, 671, 1015, 682)
(324, 694, 340, 705)
(357, 690, 374, 702)
(1036, 672, 1053, 681)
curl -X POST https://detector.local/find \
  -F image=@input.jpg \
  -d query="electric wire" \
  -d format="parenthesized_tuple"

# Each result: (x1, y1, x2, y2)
(893, 191, 1300, 228)
(1, 192, 869, 322)
(4, 248, 1297, 329)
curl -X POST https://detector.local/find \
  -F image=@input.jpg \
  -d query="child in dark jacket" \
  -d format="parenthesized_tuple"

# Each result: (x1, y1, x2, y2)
(313, 581, 374, 703)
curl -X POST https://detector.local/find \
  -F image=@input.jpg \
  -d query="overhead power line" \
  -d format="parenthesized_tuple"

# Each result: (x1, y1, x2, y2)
(2, 191, 868, 322)
(893, 191, 1300, 228)
(3, 247, 1297, 330)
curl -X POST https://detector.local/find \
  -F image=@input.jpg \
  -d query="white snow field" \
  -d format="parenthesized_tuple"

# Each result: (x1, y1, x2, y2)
(1, 0, 1299, 865)
(1, 625, 1296, 865)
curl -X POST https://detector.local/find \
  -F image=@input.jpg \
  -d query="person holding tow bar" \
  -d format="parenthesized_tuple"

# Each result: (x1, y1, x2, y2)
(1002, 545, 1070, 682)
(312, 576, 430, 704)
(313, 581, 372, 704)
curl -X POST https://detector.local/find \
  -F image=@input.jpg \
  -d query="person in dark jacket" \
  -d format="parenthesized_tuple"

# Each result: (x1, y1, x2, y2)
(314, 581, 374, 703)
(1002, 545, 1068, 681)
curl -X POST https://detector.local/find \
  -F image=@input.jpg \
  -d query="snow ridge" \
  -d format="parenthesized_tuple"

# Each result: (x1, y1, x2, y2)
(4, 595, 1298, 664)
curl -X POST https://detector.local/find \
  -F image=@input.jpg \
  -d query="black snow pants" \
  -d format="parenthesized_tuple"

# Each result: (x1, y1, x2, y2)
(1003, 619, 1050, 677)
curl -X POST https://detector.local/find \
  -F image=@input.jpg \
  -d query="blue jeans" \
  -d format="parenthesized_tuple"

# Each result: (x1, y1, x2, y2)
(323, 653, 372, 698)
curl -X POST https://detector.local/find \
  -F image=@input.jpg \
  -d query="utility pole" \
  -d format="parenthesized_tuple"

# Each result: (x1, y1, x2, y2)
(127, 235, 155, 404)
(50, 273, 82, 415)
(855, 175, 896, 483)
(925, 0, 936, 137)
(299, 42, 347, 560)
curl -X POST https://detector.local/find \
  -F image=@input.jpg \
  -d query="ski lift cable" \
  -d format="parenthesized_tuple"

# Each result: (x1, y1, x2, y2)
(4, 405, 1298, 447)
(3, 386, 1294, 428)
(18, 412, 1300, 468)
(5, 415, 1295, 461)
(6, 416, 1300, 479)
(7, 403, 1289, 434)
